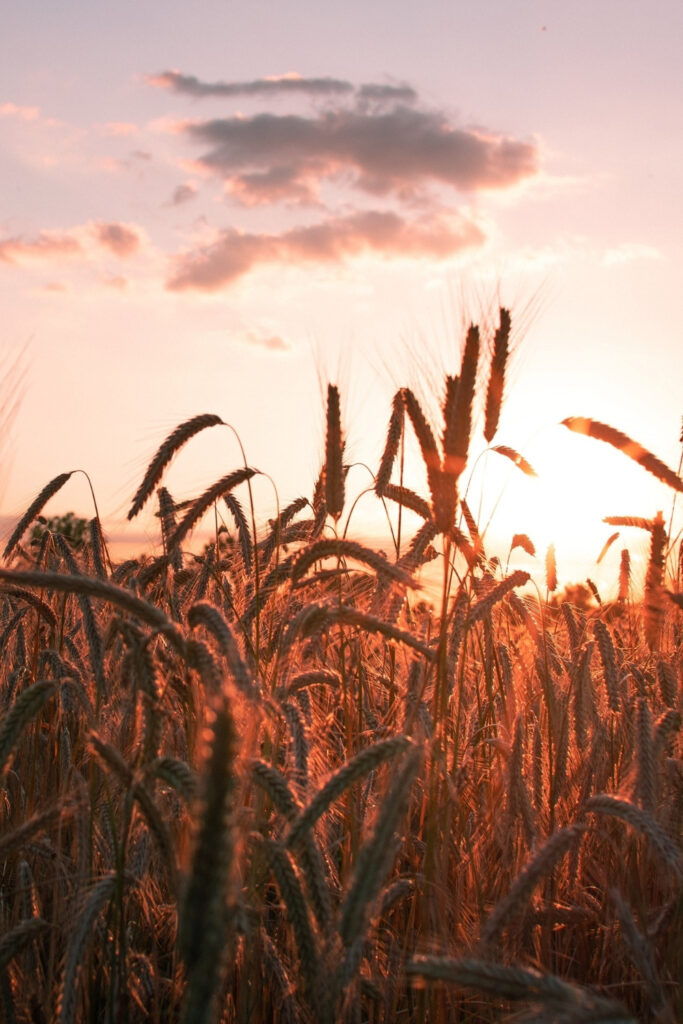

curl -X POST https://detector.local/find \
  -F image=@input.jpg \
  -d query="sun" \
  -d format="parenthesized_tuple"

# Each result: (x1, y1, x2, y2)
(474, 423, 668, 593)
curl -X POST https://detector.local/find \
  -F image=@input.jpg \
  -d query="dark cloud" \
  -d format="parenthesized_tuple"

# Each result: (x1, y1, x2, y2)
(167, 209, 483, 292)
(168, 182, 198, 206)
(181, 106, 537, 204)
(93, 222, 140, 257)
(0, 232, 82, 263)
(149, 71, 355, 99)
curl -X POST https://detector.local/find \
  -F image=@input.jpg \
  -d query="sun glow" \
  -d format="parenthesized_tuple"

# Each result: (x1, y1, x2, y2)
(471, 423, 675, 596)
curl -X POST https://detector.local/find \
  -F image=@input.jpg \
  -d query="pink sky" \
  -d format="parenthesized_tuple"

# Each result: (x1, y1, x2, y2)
(2, 1, 682, 596)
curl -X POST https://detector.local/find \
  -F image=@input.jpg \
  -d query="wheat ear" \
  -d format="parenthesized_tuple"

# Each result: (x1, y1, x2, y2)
(585, 795, 682, 878)
(324, 384, 345, 519)
(128, 412, 224, 519)
(167, 467, 257, 552)
(291, 538, 415, 589)
(338, 744, 420, 951)
(481, 825, 584, 945)
(180, 697, 237, 1023)
(3, 471, 74, 559)
(491, 444, 538, 477)
(484, 307, 511, 442)
(57, 874, 118, 1024)
(0, 680, 56, 780)
(285, 735, 411, 849)
(562, 417, 683, 491)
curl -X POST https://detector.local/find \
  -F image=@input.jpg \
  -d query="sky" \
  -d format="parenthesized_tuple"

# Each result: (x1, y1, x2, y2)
(1, 0, 682, 597)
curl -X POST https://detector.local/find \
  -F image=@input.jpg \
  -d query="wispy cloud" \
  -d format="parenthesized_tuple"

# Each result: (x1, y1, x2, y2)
(0, 102, 40, 121)
(168, 209, 483, 291)
(0, 231, 82, 263)
(244, 330, 289, 352)
(149, 70, 356, 99)
(0, 221, 144, 267)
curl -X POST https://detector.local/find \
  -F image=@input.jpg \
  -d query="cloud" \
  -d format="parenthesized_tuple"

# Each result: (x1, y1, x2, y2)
(149, 70, 419, 106)
(167, 182, 198, 206)
(245, 330, 289, 352)
(92, 222, 141, 257)
(167, 209, 483, 291)
(148, 70, 356, 99)
(177, 105, 537, 204)
(0, 102, 40, 121)
(0, 231, 82, 263)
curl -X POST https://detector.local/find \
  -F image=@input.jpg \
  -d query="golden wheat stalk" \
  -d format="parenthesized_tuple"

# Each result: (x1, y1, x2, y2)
(128, 412, 224, 519)
(3, 471, 74, 559)
(484, 307, 511, 442)
(324, 383, 345, 519)
(562, 417, 683, 492)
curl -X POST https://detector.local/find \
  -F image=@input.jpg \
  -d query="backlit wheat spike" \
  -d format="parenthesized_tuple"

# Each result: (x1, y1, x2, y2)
(468, 571, 531, 625)
(167, 466, 257, 552)
(3, 471, 73, 559)
(180, 698, 237, 1024)
(635, 698, 656, 814)
(223, 492, 253, 571)
(0, 680, 56, 780)
(292, 538, 416, 589)
(339, 744, 420, 951)
(449, 323, 480, 478)
(1, 586, 58, 629)
(57, 874, 117, 1024)
(490, 444, 538, 477)
(0, 803, 68, 860)
(484, 307, 511, 442)
(251, 760, 300, 820)
(655, 659, 677, 707)
(0, 568, 182, 642)
(644, 511, 666, 650)
(54, 533, 106, 703)
(128, 412, 224, 519)
(562, 417, 683, 492)
(324, 383, 345, 519)
(481, 825, 584, 945)
(380, 483, 432, 521)
(593, 619, 621, 712)
(257, 838, 320, 1003)
(618, 548, 631, 602)
(260, 494, 309, 566)
(597, 531, 620, 564)
(545, 544, 557, 593)
(437, 373, 460, 531)
(285, 735, 411, 850)
(610, 888, 665, 1012)
(407, 956, 584, 1005)
(510, 533, 536, 558)
(401, 387, 443, 521)
(375, 390, 404, 495)
(187, 602, 256, 698)
(604, 515, 654, 530)
(149, 756, 197, 803)
(585, 795, 682, 878)
(0, 917, 49, 974)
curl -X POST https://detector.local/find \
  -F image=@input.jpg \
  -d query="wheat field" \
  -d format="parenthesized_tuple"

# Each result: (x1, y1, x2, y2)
(0, 311, 681, 1023)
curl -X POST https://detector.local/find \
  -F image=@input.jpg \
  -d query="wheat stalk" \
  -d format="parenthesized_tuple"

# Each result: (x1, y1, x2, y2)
(563, 417, 683, 492)
(128, 413, 224, 520)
